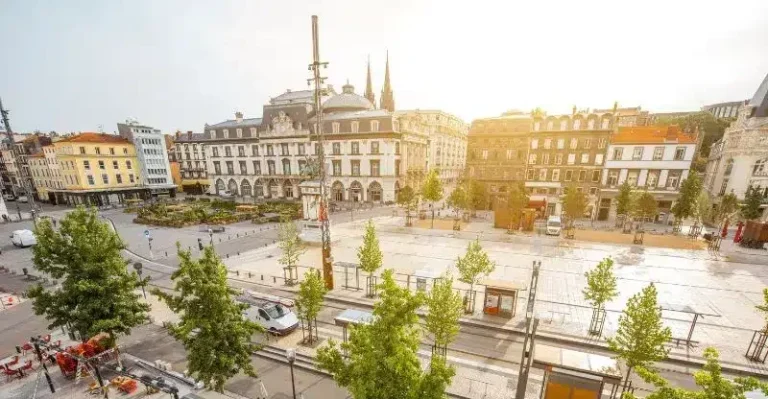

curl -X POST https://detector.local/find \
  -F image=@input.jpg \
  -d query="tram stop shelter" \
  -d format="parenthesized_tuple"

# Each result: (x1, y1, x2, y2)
(533, 344, 623, 399)
(335, 309, 373, 343)
(481, 279, 526, 318)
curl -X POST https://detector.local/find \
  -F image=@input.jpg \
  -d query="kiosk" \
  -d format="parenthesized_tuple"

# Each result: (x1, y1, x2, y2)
(482, 279, 525, 318)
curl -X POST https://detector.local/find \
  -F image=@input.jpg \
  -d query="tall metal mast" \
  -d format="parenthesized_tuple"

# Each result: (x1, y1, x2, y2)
(308, 15, 334, 289)
(0, 97, 36, 210)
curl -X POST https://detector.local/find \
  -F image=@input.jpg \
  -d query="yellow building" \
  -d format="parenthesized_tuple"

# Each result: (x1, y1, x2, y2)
(51, 132, 149, 206)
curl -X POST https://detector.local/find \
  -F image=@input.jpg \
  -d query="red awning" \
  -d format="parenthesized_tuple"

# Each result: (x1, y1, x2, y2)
(527, 200, 547, 209)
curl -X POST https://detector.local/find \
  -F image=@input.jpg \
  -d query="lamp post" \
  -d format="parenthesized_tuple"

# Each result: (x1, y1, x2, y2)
(133, 262, 146, 299)
(208, 228, 214, 246)
(286, 348, 297, 399)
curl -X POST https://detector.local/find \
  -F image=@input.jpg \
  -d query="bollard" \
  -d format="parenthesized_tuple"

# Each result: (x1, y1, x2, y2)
(261, 275, 264, 281)
(237, 233, 239, 238)
(237, 251, 240, 256)
(236, 270, 239, 276)
(248, 272, 252, 278)
(219, 238, 222, 242)
(273, 276, 276, 283)
(227, 254, 230, 259)
(165, 251, 168, 257)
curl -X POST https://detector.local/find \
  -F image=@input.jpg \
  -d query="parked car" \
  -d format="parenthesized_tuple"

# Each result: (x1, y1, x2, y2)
(11, 230, 37, 247)
(3, 194, 15, 202)
(238, 291, 299, 335)
(219, 190, 234, 199)
(546, 216, 562, 236)
(17, 195, 28, 203)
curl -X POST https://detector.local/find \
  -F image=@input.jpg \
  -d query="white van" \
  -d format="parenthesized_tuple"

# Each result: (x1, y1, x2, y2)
(546, 216, 562, 236)
(239, 291, 299, 335)
(11, 230, 37, 247)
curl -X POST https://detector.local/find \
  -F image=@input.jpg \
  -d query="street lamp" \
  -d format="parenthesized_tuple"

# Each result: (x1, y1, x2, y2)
(133, 262, 146, 299)
(208, 228, 214, 246)
(286, 348, 297, 399)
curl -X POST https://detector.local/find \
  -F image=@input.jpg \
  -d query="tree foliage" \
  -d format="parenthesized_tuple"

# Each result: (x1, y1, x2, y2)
(358, 220, 383, 275)
(507, 182, 530, 229)
(397, 185, 419, 226)
(278, 217, 305, 270)
(754, 288, 768, 332)
(421, 169, 444, 204)
(607, 283, 671, 387)
(671, 173, 702, 221)
(316, 270, 456, 399)
(633, 191, 659, 222)
(717, 192, 739, 223)
(625, 348, 768, 399)
(655, 111, 732, 160)
(152, 245, 263, 392)
(296, 269, 327, 343)
(463, 178, 486, 213)
(28, 207, 149, 342)
(583, 257, 618, 310)
(695, 191, 711, 224)
(562, 185, 588, 225)
(741, 185, 764, 221)
(446, 185, 467, 219)
(455, 239, 495, 313)
(617, 181, 634, 216)
(425, 277, 463, 352)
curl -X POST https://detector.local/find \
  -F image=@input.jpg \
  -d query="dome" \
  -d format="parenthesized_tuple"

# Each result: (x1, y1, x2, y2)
(322, 82, 374, 114)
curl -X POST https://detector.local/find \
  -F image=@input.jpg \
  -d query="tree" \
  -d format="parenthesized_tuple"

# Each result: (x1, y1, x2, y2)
(446, 185, 467, 220)
(754, 288, 768, 332)
(278, 217, 305, 285)
(583, 257, 618, 336)
(152, 245, 263, 393)
(607, 283, 671, 391)
(655, 111, 732, 162)
(671, 172, 702, 224)
(616, 180, 634, 217)
(421, 169, 444, 228)
(741, 185, 764, 221)
(562, 185, 588, 228)
(28, 207, 149, 343)
(463, 178, 486, 215)
(455, 239, 496, 313)
(296, 269, 327, 344)
(358, 220, 383, 297)
(425, 277, 463, 357)
(625, 348, 768, 399)
(695, 191, 711, 224)
(397, 185, 419, 226)
(634, 191, 659, 225)
(507, 182, 530, 231)
(717, 192, 739, 225)
(316, 270, 455, 399)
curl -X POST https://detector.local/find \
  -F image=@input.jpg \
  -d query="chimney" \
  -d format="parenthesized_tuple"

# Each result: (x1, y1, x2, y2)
(175, 130, 181, 139)
(665, 125, 678, 141)
(187, 131, 192, 140)
(235, 111, 243, 123)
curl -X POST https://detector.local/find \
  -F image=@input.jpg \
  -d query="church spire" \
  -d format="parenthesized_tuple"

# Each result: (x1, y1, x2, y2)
(364, 55, 376, 107)
(380, 51, 395, 112)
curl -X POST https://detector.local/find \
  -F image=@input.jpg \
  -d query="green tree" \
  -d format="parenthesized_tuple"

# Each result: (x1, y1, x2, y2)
(583, 257, 619, 310)
(507, 182, 530, 231)
(316, 270, 455, 399)
(655, 111, 732, 162)
(296, 269, 327, 344)
(754, 288, 768, 332)
(455, 239, 496, 313)
(671, 172, 702, 223)
(633, 191, 659, 225)
(358, 220, 383, 297)
(741, 185, 764, 221)
(616, 180, 634, 217)
(278, 217, 305, 285)
(397, 185, 419, 226)
(695, 191, 711, 224)
(463, 178, 487, 215)
(425, 277, 463, 357)
(421, 169, 444, 228)
(717, 192, 739, 224)
(446, 185, 467, 219)
(28, 207, 149, 343)
(625, 348, 768, 399)
(607, 283, 671, 391)
(152, 245, 263, 393)
(562, 185, 588, 228)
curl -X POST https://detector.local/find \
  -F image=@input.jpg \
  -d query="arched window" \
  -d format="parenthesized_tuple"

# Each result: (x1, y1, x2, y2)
(241, 180, 252, 197)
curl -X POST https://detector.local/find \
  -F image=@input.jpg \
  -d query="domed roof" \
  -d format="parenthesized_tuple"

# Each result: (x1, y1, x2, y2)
(322, 82, 374, 114)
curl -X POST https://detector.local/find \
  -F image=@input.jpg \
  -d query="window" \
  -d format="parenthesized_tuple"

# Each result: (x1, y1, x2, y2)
(351, 121, 359, 133)
(83, 160, 90, 170)
(554, 138, 563, 149)
(595, 154, 604, 165)
(102, 174, 109, 184)
(542, 153, 550, 165)
(581, 153, 589, 164)
(226, 161, 234, 175)
(79, 146, 86, 154)
(238, 146, 245, 157)
(333, 160, 342, 176)
(646, 170, 660, 187)
(282, 159, 291, 175)
(236, 128, 242, 138)
(539, 169, 547, 181)
(223, 129, 229, 139)
(333, 143, 341, 155)
(667, 170, 682, 188)
(109, 147, 115, 155)
(601, 119, 610, 129)
(213, 161, 221, 174)
(87, 175, 95, 185)
(534, 121, 541, 131)
(529, 154, 537, 164)
(589, 187, 598, 195)
(281, 143, 289, 156)
(526, 169, 535, 180)
(314, 143, 320, 155)
(626, 170, 639, 186)
(370, 120, 379, 132)
(371, 141, 380, 154)
(250, 127, 257, 137)
(212, 147, 219, 157)
(612, 147, 623, 160)
(555, 154, 563, 165)
(352, 142, 360, 155)
(674, 147, 686, 161)
(719, 178, 729, 196)
(565, 170, 573, 181)
(632, 147, 644, 160)
(370, 160, 380, 177)
(560, 120, 568, 130)
(298, 143, 305, 155)
(267, 145, 274, 156)
(591, 170, 600, 182)
(253, 161, 261, 175)
(567, 154, 575, 165)
(225, 146, 232, 157)
(98, 160, 105, 170)
(569, 138, 578, 149)
(239, 161, 247, 174)
(126, 160, 132, 169)
(129, 174, 135, 183)
(588, 119, 595, 130)
(252, 145, 259, 156)
(547, 120, 554, 130)
(552, 169, 560, 181)
(268, 161, 276, 175)
(112, 160, 118, 169)
(598, 138, 606, 149)
(332, 122, 340, 133)
(351, 160, 361, 176)
(506, 149, 513, 160)
(95, 147, 101, 155)
(607, 170, 619, 185)
(543, 138, 552, 149)
(583, 139, 591, 149)
(578, 170, 587, 182)
(653, 146, 664, 160)
(531, 139, 539, 149)
(482, 150, 488, 160)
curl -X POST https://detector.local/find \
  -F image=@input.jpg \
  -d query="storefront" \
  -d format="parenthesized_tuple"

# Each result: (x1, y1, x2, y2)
(481, 279, 525, 318)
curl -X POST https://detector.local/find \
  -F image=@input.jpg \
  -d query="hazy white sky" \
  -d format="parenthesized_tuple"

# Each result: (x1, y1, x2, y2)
(1, 0, 767, 133)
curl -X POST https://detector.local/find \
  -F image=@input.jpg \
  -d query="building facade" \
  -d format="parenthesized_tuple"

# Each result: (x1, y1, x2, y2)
(117, 121, 176, 196)
(0, 133, 52, 200)
(28, 145, 64, 202)
(599, 125, 696, 221)
(703, 74, 768, 214)
(527, 110, 614, 217)
(702, 101, 746, 119)
(173, 131, 209, 194)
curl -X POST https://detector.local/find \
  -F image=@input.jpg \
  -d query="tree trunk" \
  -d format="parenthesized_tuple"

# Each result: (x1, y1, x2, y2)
(431, 208, 435, 229)
(622, 365, 633, 393)
(467, 282, 475, 313)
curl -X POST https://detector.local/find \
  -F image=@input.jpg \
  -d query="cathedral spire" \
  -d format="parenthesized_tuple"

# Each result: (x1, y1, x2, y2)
(380, 51, 395, 112)
(364, 55, 376, 107)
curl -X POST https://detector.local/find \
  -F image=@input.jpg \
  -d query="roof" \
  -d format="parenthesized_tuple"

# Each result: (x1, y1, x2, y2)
(207, 117, 263, 129)
(56, 132, 131, 144)
(316, 109, 391, 121)
(174, 132, 207, 142)
(322, 83, 374, 113)
(271, 89, 314, 104)
(613, 125, 697, 144)
(749, 73, 768, 118)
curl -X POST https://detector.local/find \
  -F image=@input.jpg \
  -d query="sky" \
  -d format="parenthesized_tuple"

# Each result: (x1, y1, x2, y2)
(1, 0, 767, 134)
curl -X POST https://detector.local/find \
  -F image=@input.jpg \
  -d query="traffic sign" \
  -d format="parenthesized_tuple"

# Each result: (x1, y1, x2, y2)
(144, 230, 151, 238)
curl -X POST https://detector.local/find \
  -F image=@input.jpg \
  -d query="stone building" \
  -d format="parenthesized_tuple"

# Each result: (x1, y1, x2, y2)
(173, 131, 209, 194)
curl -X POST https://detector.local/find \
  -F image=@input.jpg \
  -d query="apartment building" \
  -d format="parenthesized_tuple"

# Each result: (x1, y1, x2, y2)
(0, 133, 52, 200)
(117, 120, 176, 196)
(172, 131, 209, 194)
(28, 145, 63, 202)
(599, 125, 696, 221)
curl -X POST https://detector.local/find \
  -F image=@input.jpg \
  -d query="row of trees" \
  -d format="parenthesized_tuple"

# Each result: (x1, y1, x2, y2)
(398, 172, 487, 228)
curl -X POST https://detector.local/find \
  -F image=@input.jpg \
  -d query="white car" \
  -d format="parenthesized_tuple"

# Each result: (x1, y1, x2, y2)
(239, 291, 299, 335)
(546, 216, 562, 236)
(17, 195, 28, 203)
(3, 194, 15, 202)
(11, 230, 37, 247)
